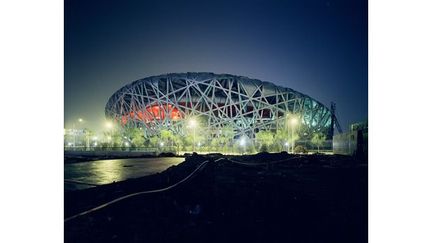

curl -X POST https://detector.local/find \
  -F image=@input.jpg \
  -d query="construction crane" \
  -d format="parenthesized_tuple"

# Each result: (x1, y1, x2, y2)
(328, 102, 343, 139)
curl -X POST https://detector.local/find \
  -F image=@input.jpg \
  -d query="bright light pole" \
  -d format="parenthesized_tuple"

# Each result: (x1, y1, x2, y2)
(72, 123, 76, 149)
(239, 137, 246, 155)
(85, 131, 90, 151)
(73, 118, 84, 150)
(290, 117, 298, 153)
(93, 136, 98, 150)
(105, 121, 113, 129)
(105, 120, 114, 149)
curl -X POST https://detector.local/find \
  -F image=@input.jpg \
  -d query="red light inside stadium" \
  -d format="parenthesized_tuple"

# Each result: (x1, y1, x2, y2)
(119, 104, 182, 125)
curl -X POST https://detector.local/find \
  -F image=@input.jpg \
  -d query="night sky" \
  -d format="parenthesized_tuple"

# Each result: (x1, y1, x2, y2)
(65, 0, 367, 133)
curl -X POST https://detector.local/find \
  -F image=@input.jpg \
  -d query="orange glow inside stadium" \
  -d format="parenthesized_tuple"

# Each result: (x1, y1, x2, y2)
(119, 104, 182, 125)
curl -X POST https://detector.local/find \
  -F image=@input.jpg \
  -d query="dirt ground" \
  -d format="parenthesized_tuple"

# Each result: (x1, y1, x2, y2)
(65, 153, 367, 243)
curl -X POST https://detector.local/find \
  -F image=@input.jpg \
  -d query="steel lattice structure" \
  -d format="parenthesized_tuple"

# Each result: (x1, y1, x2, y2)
(105, 72, 333, 140)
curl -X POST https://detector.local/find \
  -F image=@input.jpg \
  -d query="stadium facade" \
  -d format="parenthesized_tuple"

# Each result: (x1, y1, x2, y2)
(105, 72, 334, 142)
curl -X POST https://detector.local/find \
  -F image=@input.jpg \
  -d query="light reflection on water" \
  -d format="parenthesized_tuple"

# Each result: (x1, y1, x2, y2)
(65, 157, 184, 190)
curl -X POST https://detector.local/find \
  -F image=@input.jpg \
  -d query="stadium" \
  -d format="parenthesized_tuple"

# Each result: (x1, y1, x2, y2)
(105, 72, 336, 146)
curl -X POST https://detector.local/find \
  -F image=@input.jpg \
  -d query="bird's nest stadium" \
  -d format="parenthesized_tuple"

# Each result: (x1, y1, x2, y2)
(105, 72, 336, 142)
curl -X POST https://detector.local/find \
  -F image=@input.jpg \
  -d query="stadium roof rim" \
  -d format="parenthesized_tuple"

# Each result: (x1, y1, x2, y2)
(109, 72, 330, 111)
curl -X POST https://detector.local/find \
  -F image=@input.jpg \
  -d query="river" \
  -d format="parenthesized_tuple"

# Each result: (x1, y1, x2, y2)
(64, 157, 185, 191)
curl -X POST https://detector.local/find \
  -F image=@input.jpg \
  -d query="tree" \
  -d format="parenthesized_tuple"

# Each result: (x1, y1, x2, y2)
(172, 132, 185, 155)
(123, 127, 144, 148)
(219, 125, 235, 153)
(294, 145, 308, 154)
(149, 135, 159, 148)
(131, 131, 144, 148)
(184, 124, 205, 152)
(311, 132, 326, 152)
(110, 129, 123, 149)
(160, 129, 177, 153)
(255, 130, 274, 152)
(160, 129, 175, 145)
(210, 137, 221, 152)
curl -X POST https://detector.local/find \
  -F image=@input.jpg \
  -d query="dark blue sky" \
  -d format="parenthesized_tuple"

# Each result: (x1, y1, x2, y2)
(65, 0, 367, 133)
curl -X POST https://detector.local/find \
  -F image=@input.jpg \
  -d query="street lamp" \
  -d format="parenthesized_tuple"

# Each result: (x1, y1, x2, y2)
(72, 118, 84, 150)
(240, 137, 246, 146)
(290, 117, 299, 153)
(189, 119, 197, 128)
(92, 136, 98, 149)
(105, 121, 113, 129)
(104, 121, 114, 149)
(197, 142, 202, 152)
(239, 137, 247, 155)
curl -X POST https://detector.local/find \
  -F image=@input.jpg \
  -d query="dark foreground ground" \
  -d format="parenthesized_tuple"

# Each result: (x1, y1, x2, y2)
(65, 153, 367, 243)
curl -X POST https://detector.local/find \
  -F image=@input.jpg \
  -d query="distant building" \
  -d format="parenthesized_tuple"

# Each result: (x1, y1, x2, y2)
(64, 128, 86, 147)
(333, 121, 368, 156)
